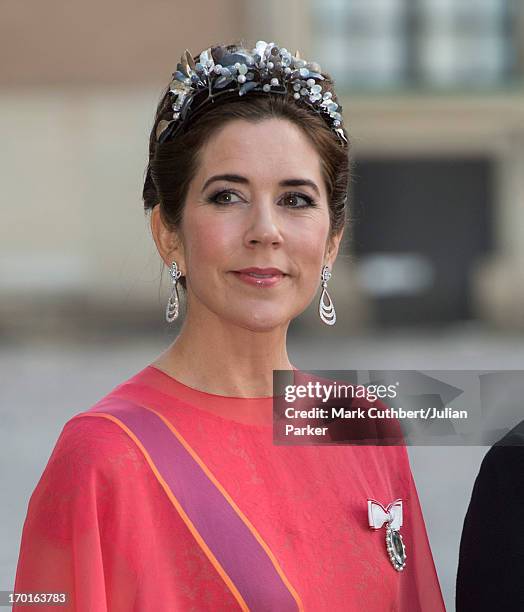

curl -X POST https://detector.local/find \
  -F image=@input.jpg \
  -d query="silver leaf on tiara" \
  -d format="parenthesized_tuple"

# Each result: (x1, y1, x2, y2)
(156, 41, 348, 146)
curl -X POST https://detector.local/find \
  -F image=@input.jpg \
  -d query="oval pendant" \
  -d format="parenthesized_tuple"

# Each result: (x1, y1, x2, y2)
(385, 525, 406, 571)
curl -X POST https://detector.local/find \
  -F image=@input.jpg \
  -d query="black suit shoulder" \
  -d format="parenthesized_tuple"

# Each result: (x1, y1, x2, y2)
(455, 419, 524, 611)
(493, 418, 524, 446)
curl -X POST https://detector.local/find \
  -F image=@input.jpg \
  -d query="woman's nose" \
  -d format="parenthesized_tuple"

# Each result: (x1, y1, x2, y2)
(243, 200, 283, 247)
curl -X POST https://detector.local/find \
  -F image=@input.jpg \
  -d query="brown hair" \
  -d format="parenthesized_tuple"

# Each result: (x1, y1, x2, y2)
(143, 41, 353, 291)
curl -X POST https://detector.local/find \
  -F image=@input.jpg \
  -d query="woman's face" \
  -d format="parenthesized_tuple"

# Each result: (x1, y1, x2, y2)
(167, 117, 342, 332)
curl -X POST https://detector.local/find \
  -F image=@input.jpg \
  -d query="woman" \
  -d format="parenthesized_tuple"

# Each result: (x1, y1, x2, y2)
(13, 40, 444, 610)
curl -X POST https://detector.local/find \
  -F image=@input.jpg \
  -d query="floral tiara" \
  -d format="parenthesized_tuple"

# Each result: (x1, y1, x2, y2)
(155, 40, 348, 146)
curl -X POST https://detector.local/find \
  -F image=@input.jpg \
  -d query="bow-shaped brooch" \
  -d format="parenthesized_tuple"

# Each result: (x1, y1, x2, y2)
(367, 499, 406, 571)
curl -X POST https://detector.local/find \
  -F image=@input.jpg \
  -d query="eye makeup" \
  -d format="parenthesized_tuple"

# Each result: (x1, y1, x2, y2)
(206, 189, 318, 208)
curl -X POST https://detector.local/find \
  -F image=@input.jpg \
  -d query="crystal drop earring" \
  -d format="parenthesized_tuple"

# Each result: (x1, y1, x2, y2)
(318, 265, 336, 326)
(166, 260, 182, 323)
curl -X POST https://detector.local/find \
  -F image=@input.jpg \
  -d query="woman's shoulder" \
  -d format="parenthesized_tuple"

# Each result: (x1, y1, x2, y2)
(46, 363, 172, 479)
(52, 366, 157, 464)
(42, 404, 144, 488)
(59, 410, 134, 454)
(21, 404, 154, 551)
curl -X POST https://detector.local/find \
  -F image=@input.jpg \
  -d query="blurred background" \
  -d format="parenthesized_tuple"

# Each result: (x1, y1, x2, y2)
(2, 0, 524, 610)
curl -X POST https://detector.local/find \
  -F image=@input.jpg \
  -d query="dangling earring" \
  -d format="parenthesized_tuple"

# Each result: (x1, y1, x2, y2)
(166, 260, 183, 323)
(318, 265, 336, 325)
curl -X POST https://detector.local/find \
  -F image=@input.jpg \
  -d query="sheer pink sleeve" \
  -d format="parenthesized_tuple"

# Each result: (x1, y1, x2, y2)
(13, 416, 140, 611)
(13, 409, 263, 611)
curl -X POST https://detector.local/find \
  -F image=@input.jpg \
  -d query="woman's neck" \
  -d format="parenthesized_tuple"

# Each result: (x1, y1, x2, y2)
(152, 314, 294, 398)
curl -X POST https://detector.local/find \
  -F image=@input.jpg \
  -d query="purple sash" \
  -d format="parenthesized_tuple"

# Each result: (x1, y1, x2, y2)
(82, 397, 303, 611)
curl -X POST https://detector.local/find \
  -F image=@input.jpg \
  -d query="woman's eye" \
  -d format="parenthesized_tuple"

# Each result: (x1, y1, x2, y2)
(208, 190, 242, 206)
(281, 193, 317, 208)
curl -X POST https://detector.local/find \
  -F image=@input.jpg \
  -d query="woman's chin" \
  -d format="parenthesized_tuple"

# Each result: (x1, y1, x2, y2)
(232, 310, 290, 332)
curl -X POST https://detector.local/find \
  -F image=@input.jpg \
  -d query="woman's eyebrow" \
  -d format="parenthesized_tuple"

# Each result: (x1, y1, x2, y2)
(202, 173, 320, 197)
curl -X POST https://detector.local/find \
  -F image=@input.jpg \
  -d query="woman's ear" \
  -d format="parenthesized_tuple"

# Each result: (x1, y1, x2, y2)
(324, 227, 345, 269)
(150, 204, 185, 270)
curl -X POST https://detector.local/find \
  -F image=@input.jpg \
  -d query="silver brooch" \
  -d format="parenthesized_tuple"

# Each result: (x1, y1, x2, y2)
(367, 498, 407, 571)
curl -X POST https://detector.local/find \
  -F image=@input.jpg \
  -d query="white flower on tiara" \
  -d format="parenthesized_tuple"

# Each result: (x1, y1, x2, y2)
(155, 40, 348, 146)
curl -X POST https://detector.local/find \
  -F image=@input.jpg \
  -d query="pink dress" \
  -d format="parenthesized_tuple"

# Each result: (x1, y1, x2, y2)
(13, 364, 444, 611)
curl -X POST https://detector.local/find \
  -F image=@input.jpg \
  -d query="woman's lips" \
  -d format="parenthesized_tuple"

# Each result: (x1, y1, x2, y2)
(231, 271, 286, 287)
